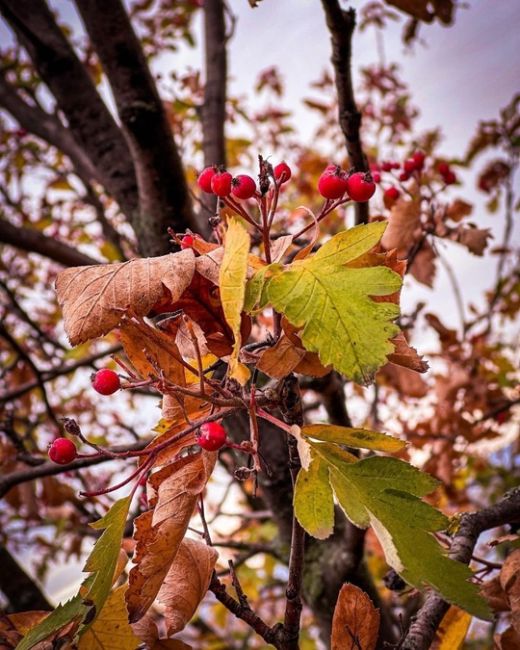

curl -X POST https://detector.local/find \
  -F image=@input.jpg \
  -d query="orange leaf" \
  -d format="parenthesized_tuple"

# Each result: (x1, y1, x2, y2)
(331, 583, 380, 650)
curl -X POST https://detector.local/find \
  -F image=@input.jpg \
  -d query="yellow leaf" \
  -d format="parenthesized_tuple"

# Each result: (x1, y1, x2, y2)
(435, 606, 471, 650)
(79, 586, 140, 649)
(219, 217, 250, 385)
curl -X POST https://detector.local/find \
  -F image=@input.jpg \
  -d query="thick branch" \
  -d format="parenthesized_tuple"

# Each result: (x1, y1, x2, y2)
(0, 546, 52, 612)
(0, 0, 139, 222)
(0, 218, 99, 266)
(401, 488, 520, 650)
(320, 0, 368, 224)
(75, 0, 205, 253)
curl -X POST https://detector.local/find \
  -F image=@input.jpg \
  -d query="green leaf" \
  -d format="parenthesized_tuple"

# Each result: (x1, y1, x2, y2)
(85, 495, 132, 612)
(17, 496, 132, 649)
(323, 456, 491, 620)
(244, 263, 280, 313)
(265, 222, 401, 384)
(302, 424, 405, 453)
(294, 454, 334, 539)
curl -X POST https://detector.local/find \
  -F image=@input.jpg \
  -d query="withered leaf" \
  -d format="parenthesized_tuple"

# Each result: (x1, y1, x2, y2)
(126, 451, 216, 623)
(56, 251, 196, 345)
(409, 241, 436, 287)
(331, 583, 380, 650)
(386, 332, 429, 373)
(381, 199, 422, 255)
(157, 538, 218, 635)
(257, 335, 306, 379)
(453, 225, 492, 256)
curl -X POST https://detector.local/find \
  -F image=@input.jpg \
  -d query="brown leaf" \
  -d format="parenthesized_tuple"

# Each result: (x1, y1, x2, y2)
(120, 320, 186, 386)
(56, 251, 196, 345)
(480, 576, 510, 613)
(331, 583, 380, 650)
(126, 450, 216, 623)
(501, 550, 520, 634)
(453, 225, 492, 256)
(271, 235, 294, 262)
(410, 241, 436, 287)
(0, 612, 49, 648)
(379, 364, 428, 398)
(257, 335, 306, 379)
(494, 626, 520, 650)
(386, 332, 429, 373)
(381, 199, 422, 255)
(446, 199, 472, 222)
(158, 538, 218, 635)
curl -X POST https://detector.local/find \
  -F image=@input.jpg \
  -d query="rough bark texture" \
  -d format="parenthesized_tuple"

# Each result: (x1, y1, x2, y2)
(0, 0, 139, 224)
(320, 0, 369, 225)
(0, 546, 52, 612)
(75, 0, 205, 253)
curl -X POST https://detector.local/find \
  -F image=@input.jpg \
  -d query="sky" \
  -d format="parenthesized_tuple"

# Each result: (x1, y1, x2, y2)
(2, 0, 519, 606)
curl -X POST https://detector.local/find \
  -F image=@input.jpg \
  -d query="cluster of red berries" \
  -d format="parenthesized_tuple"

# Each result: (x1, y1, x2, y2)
(48, 437, 77, 464)
(91, 368, 121, 395)
(317, 165, 376, 202)
(197, 162, 291, 200)
(196, 421, 227, 451)
(437, 161, 457, 185)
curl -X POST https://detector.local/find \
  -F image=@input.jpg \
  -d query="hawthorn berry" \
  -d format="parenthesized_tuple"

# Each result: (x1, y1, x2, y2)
(381, 161, 393, 172)
(197, 421, 227, 451)
(211, 171, 233, 197)
(92, 368, 121, 395)
(372, 172, 381, 183)
(346, 172, 376, 202)
(403, 159, 417, 174)
(274, 162, 291, 183)
(412, 151, 425, 169)
(197, 166, 217, 193)
(444, 170, 457, 185)
(180, 234, 195, 249)
(438, 162, 451, 176)
(384, 186, 400, 203)
(48, 438, 77, 464)
(399, 171, 410, 182)
(318, 167, 348, 199)
(231, 174, 256, 200)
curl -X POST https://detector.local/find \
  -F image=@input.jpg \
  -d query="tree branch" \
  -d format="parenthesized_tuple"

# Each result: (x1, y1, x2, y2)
(0, 218, 99, 267)
(75, 0, 205, 253)
(401, 488, 520, 650)
(0, 546, 52, 612)
(0, 0, 139, 223)
(320, 0, 368, 224)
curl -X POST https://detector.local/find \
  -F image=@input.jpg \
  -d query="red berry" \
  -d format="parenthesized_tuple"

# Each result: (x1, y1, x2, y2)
(318, 168, 348, 199)
(231, 174, 256, 200)
(438, 162, 450, 176)
(181, 234, 195, 249)
(48, 438, 77, 464)
(92, 368, 121, 395)
(444, 171, 457, 185)
(399, 172, 410, 182)
(369, 162, 380, 173)
(412, 151, 425, 169)
(381, 161, 393, 172)
(274, 162, 291, 184)
(391, 162, 400, 170)
(211, 171, 232, 197)
(403, 159, 416, 174)
(384, 186, 400, 203)
(197, 421, 227, 451)
(197, 166, 217, 193)
(346, 172, 376, 202)
(372, 172, 381, 184)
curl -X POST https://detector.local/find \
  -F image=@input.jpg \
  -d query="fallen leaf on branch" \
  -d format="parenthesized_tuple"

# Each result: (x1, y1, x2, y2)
(331, 583, 380, 650)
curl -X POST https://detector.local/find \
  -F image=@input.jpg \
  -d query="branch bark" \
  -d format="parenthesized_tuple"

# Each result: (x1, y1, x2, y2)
(0, 546, 52, 612)
(401, 487, 520, 650)
(320, 0, 369, 225)
(0, 0, 139, 225)
(0, 218, 99, 267)
(75, 0, 205, 253)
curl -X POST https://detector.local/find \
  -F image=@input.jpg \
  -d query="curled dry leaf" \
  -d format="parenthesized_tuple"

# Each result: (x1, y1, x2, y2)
(257, 335, 306, 379)
(55, 251, 196, 345)
(381, 199, 422, 255)
(157, 538, 218, 635)
(126, 450, 216, 623)
(446, 199, 473, 222)
(331, 583, 380, 650)
(409, 241, 436, 287)
(452, 225, 492, 256)
(386, 331, 429, 373)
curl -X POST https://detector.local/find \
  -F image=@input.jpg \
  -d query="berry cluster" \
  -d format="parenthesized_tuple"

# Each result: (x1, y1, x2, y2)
(197, 162, 292, 200)
(317, 165, 376, 202)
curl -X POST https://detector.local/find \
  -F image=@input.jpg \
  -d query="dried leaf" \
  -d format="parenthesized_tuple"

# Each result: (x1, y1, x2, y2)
(158, 538, 218, 635)
(271, 235, 294, 262)
(453, 225, 492, 256)
(56, 251, 196, 345)
(381, 199, 421, 255)
(219, 218, 251, 384)
(446, 199, 472, 222)
(126, 451, 216, 622)
(331, 583, 380, 650)
(386, 332, 429, 373)
(480, 576, 510, 613)
(410, 242, 436, 287)
(257, 335, 306, 379)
